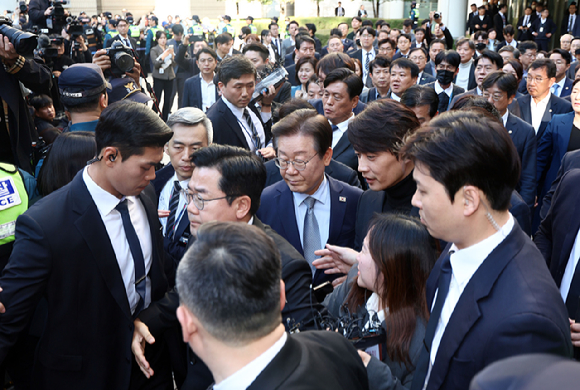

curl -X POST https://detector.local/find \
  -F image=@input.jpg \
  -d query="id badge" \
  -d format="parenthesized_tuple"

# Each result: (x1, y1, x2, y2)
(539, 27, 544, 33)
(365, 345, 380, 359)
(159, 68, 164, 74)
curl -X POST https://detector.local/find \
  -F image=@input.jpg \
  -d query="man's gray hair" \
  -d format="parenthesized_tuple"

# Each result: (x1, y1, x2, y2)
(166, 107, 213, 144)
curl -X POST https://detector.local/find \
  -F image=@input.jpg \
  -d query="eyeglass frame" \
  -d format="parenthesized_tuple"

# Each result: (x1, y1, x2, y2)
(274, 154, 318, 171)
(182, 188, 240, 210)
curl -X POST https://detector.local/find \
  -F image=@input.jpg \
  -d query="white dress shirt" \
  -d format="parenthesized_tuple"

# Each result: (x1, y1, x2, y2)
(434, 80, 454, 98)
(330, 113, 354, 149)
(523, 15, 530, 27)
(507, 39, 517, 48)
(530, 92, 551, 133)
(214, 332, 287, 390)
(200, 74, 217, 112)
(560, 227, 580, 302)
(429, 214, 514, 366)
(293, 176, 331, 272)
(502, 109, 509, 127)
(222, 96, 271, 152)
(83, 166, 153, 314)
(391, 92, 401, 102)
(158, 173, 189, 236)
(569, 14, 577, 32)
(361, 48, 376, 84)
(456, 59, 473, 91)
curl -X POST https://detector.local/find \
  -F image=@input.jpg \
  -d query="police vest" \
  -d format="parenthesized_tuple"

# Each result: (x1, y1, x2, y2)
(224, 24, 235, 36)
(189, 24, 203, 36)
(108, 30, 119, 39)
(0, 163, 28, 247)
(149, 26, 162, 41)
(130, 25, 141, 38)
(249, 24, 257, 34)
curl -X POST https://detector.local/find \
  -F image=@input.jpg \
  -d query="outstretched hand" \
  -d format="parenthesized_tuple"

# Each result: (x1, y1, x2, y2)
(131, 319, 156, 378)
(312, 244, 358, 276)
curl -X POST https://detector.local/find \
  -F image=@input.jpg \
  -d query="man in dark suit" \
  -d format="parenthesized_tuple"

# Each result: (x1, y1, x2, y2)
(181, 48, 219, 112)
(349, 26, 377, 87)
(264, 158, 361, 188)
(360, 56, 392, 103)
(540, 149, 580, 220)
(335, 1, 345, 17)
(404, 109, 572, 390)
(425, 50, 465, 113)
(482, 71, 536, 209)
(517, 7, 535, 41)
(106, 18, 137, 49)
(562, 2, 578, 35)
(409, 47, 435, 85)
(132, 145, 324, 388)
(206, 56, 277, 159)
(0, 102, 175, 389)
(451, 50, 503, 107)
(494, 3, 508, 38)
(517, 59, 573, 141)
(257, 109, 363, 288)
(535, 168, 580, 359)
(472, 6, 491, 32)
(467, 3, 478, 34)
(531, 9, 556, 52)
(175, 221, 369, 390)
(549, 49, 574, 98)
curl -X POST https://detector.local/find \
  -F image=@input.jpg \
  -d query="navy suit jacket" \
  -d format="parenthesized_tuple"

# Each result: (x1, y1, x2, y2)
(424, 61, 436, 77)
(536, 112, 576, 205)
(558, 77, 574, 98)
(151, 164, 191, 286)
(506, 113, 537, 209)
(206, 97, 272, 150)
(263, 158, 361, 189)
(359, 87, 388, 103)
(411, 222, 572, 390)
(517, 93, 573, 141)
(257, 175, 363, 286)
(418, 72, 436, 85)
(285, 63, 298, 86)
(536, 168, 580, 319)
(539, 149, 580, 220)
(182, 74, 219, 111)
(0, 171, 170, 388)
(518, 78, 528, 95)
(333, 131, 358, 172)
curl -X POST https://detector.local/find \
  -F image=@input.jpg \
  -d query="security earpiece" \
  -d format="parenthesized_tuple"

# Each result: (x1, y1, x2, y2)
(465, 200, 469, 205)
(109, 154, 116, 162)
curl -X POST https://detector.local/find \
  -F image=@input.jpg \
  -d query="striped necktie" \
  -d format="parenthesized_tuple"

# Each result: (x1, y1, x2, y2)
(165, 180, 181, 238)
(243, 108, 261, 151)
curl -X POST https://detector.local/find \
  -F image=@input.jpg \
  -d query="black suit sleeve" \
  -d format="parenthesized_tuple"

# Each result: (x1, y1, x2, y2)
(274, 82, 292, 104)
(138, 289, 180, 338)
(540, 154, 570, 220)
(28, 0, 48, 26)
(175, 44, 197, 73)
(443, 27, 454, 49)
(280, 254, 320, 330)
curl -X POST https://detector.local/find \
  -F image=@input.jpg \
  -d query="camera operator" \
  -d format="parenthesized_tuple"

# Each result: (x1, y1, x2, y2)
(107, 18, 136, 50)
(61, 19, 92, 64)
(48, 34, 72, 77)
(29, 0, 69, 33)
(0, 30, 53, 174)
(92, 42, 142, 86)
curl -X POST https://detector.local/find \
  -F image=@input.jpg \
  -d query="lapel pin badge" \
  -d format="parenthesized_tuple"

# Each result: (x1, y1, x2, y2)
(339, 196, 346, 202)
(508, 130, 513, 134)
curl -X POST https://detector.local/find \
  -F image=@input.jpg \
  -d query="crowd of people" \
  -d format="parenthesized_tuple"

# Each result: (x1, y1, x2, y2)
(3, 0, 580, 389)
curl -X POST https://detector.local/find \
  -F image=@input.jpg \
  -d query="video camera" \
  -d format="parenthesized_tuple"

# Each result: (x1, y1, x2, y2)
(19, 1, 28, 13)
(66, 16, 84, 38)
(0, 16, 38, 56)
(105, 41, 135, 77)
(28, 25, 49, 35)
(47, 0, 68, 32)
(34, 34, 59, 61)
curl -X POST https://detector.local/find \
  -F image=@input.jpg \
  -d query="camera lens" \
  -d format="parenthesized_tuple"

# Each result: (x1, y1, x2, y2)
(114, 52, 135, 73)
(0, 24, 38, 55)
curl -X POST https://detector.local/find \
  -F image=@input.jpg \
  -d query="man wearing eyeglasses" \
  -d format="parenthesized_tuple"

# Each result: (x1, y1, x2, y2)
(409, 47, 435, 85)
(348, 26, 377, 87)
(257, 109, 362, 291)
(517, 58, 572, 141)
(132, 144, 318, 389)
(450, 50, 503, 107)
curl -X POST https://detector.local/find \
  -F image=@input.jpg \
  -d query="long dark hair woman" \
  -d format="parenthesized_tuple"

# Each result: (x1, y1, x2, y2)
(37, 131, 97, 196)
(325, 213, 436, 389)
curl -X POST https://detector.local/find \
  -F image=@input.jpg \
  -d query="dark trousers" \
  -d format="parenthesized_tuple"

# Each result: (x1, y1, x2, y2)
(536, 38, 549, 52)
(153, 78, 174, 121)
(174, 77, 187, 109)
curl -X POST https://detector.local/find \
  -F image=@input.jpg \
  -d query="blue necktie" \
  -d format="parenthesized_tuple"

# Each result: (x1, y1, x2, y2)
(412, 252, 453, 390)
(331, 125, 339, 132)
(116, 199, 146, 316)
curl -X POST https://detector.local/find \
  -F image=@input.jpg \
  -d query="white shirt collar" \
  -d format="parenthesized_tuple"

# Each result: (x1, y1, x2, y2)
(555, 77, 567, 90)
(502, 109, 509, 127)
(449, 214, 514, 287)
(434, 80, 454, 97)
(201, 73, 215, 86)
(331, 112, 355, 130)
(83, 166, 134, 218)
(214, 332, 287, 390)
(532, 91, 552, 107)
(391, 92, 401, 102)
(222, 96, 246, 121)
(293, 175, 329, 206)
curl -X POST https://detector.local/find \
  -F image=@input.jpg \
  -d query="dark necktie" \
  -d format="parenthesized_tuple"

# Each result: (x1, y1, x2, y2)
(412, 253, 453, 390)
(243, 108, 261, 151)
(524, 16, 529, 26)
(438, 92, 450, 113)
(365, 52, 371, 76)
(115, 199, 146, 315)
(165, 180, 181, 239)
(303, 197, 321, 273)
(570, 15, 575, 32)
(331, 125, 339, 132)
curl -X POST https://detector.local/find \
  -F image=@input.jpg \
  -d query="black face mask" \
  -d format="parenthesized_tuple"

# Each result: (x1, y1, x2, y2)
(355, 38, 361, 47)
(475, 42, 486, 51)
(437, 69, 455, 85)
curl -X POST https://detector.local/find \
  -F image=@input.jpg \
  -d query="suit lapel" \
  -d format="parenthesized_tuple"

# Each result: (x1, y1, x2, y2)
(194, 75, 203, 109)
(333, 132, 351, 158)
(71, 173, 132, 320)
(557, 201, 580, 286)
(327, 177, 347, 244)
(558, 114, 575, 168)
(277, 184, 303, 255)
(519, 95, 532, 124)
(247, 335, 300, 389)
(218, 99, 250, 149)
(428, 226, 526, 390)
(542, 95, 555, 126)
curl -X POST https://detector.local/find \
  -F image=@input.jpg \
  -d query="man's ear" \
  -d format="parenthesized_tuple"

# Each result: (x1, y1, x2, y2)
(177, 305, 198, 343)
(234, 195, 252, 221)
(462, 185, 481, 217)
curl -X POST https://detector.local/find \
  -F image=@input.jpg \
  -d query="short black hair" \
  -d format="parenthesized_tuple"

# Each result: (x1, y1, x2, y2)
(400, 85, 439, 119)
(323, 68, 363, 99)
(218, 55, 256, 86)
(348, 99, 420, 155)
(398, 33, 412, 42)
(95, 101, 172, 160)
(456, 38, 475, 51)
(329, 28, 342, 37)
(272, 109, 331, 158)
(305, 23, 317, 34)
(550, 48, 572, 65)
(176, 221, 282, 344)
(29, 94, 53, 111)
(474, 49, 504, 69)
(215, 33, 233, 45)
(435, 50, 461, 68)
(242, 42, 269, 61)
(409, 47, 427, 58)
(241, 26, 251, 36)
(378, 38, 396, 49)
(369, 55, 391, 74)
(359, 26, 376, 37)
(277, 98, 315, 120)
(481, 71, 518, 98)
(296, 35, 315, 50)
(402, 110, 520, 211)
(171, 23, 184, 35)
(474, 30, 488, 41)
(519, 40, 538, 54)
(504, 25, 515, 35)
(403, 19, 413, 27)
(268, 22, 278, 29)
(190, 145, 266, 216)
(316, 52, 355, 76)
(197, 47, 218, 61)
(390, 58, 420, 78)
(429, 38, 446, 49)
(451, 95, 501, 120)
(352, 16, 362, 22)
(529, 58, 557, 78)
